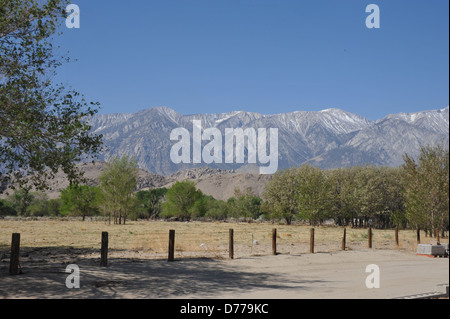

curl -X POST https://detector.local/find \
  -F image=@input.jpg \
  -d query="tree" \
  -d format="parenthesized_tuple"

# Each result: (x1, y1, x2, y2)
(403, 144, 449, 235)
(0, 198, 17, 216)
(98, 156, 139, 224)
(26, 197, 61, 216)
(45, 198, 62, 216)
(229, 187, 261, 221)
(7, 188, 35, 216)
(161, 180, 203, 221)
(60, 184, 100, 220)
(136, 188, 167, 219)
(372, 167, 405, 229)
(204, 197, 229, 220)
(189, 195, 209, 219)
(326, 168, 357, 226)
(296, 164, 333, 226)
(0, 0, 103, 192)
(263, 168, 300, 225)
(327, 166, 405, 229)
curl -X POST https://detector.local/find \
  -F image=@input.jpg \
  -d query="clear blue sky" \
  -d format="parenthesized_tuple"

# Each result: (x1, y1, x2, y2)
(54, 0, 449, 120)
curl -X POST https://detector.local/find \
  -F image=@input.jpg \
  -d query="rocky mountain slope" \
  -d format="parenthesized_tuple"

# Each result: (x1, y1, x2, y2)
(88, 106, 449, 175)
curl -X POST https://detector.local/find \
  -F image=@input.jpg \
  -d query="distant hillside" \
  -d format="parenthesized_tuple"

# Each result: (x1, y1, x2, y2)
(1, 162, 272, 201)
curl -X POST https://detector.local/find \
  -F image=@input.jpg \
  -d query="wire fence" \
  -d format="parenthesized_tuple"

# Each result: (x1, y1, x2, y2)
(1, 220, 448, 274)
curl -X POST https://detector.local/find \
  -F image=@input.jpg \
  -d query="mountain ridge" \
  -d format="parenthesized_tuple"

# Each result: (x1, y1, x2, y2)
(88, 106, 449, 175)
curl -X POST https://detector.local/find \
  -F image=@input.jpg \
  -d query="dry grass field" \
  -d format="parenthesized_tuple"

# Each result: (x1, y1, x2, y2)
(1, 219, 446, 262)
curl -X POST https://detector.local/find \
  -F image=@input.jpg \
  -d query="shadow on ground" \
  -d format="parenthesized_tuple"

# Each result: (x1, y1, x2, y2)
(0, 246, 326, 298)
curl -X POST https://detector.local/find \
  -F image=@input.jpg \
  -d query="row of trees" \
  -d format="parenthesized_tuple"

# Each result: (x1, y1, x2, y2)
(263, 144, 448, 233)
(0, 189, 61, 217)
(160, 182, 261, 222)
(263, 165, 405, 227)
(142, 144, 449, 233)
(0, 162, 263, 224)
(0, 156, 166, 224)
(0, 185, 169, 221)
(1, 145, 448, 232)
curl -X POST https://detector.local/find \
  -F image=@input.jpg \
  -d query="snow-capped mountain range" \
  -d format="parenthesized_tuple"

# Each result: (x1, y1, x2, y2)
(88, 106, 449, 175)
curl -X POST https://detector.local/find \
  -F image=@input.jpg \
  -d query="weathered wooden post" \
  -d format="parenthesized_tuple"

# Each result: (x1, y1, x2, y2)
(395, 227, 399, 246)
(100, 232, 108, 267)
(416, 228, 421, 245)
(368, 227, 372, 249)
(9, 233, 20, 275)
(168, 229, 175, 262)
(272, 229, 277, 255)
(229, 229, 234, 259)
(310, 228, 315, 254)
(342, 228, 346, 251)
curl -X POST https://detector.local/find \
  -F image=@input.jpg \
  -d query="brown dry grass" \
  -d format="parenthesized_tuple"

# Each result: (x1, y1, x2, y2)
(0, 219, 448, 260)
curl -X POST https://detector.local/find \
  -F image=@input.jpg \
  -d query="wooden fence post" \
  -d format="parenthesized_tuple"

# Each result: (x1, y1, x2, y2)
(100, 232, 108, 267)
(168, 230, 175, 262)
(271, 229, 277, 255)
(368, 227, 372, 249)
(310, 228, 315, 254)
(229, 229, 234, 259)
(395, 227, 399, 246)
(342, 228, 346, 251)
(9, 233, 20, 275)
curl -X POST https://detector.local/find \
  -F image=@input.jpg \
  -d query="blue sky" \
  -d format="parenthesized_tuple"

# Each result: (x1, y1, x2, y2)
(54, 0, 449, 120)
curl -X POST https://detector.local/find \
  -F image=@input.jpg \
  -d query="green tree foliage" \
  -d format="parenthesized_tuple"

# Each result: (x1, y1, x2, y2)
(326, 167, 359, 226)
(263, 168, 301, 225)
(189, 195, 209, 219)
(0, 0, 103, 192)
(4, 188, 62, 217)
(0, 198, 17, 216)
(161, 180, 203, 221)
(136, 188, 167, 219)
(161, 181, 232, 221)
(296, 165, 333, 226)
(373, 167, 405, 228)
(26, 197, 61, 217)
(229, 187, 261, 221)
(98, 156, 139, 224)
(203, 197, 229, 220)
(7, 188, 36, 216)
(263, 164, 407, 228)
(327, 166, 405, 228)
(60, 184, 100, 220)
(263, 165, 333, 225)
(403, 144, 449, 234)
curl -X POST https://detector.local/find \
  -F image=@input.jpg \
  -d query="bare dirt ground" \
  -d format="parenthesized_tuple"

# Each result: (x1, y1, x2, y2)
(0, 220, 448, 299)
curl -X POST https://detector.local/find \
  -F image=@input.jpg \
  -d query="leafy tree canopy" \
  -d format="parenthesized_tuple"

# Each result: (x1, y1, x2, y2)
(0, 0, 103, 192)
